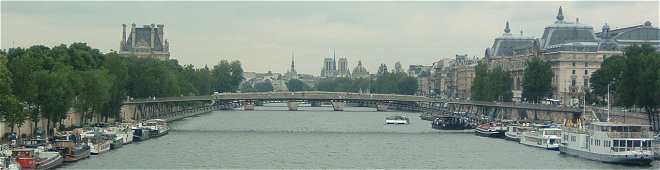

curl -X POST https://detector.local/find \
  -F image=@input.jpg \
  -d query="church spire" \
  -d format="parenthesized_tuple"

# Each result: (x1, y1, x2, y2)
(504, 21, 511, 33)
(290, 50, 295, 73)
(556, 6, 564, 21)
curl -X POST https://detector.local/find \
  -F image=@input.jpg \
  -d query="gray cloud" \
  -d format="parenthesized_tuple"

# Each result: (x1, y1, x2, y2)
(2, 1, 657, 75)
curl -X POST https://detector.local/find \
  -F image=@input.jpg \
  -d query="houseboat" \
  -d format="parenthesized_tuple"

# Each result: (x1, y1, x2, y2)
(52, 134, 90, 162)
(504, 122, 531, 142)
(144, 119, 170, 137)
(385, 115, 409, 125)
(82, 132, 111, 155)
(432, 116, 472, 130)
(475, 122, 506, 138)
(560, 120, 655, 165)
(520, 124, 562, 150)
(13, 148, 64, 170)
(132, 126, 151, 142)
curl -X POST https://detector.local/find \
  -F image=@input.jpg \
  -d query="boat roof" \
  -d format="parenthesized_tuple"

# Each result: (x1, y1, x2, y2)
(13, 148, 35, 152)
(591, 121, 651, 127)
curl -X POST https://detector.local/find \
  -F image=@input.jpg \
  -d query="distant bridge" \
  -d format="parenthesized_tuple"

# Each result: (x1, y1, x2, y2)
(120, 91, 584, 123)
(123, 91, 434, 104)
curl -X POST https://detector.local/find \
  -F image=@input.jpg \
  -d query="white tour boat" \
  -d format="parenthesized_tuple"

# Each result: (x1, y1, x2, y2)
(504, 122, 532, 142)
(560, 119, 655, 165)
(520, 123, 561, 150)
(385, 115, 410, 125)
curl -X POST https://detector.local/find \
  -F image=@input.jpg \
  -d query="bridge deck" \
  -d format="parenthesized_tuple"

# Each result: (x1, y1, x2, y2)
(122, 91, 580, 113)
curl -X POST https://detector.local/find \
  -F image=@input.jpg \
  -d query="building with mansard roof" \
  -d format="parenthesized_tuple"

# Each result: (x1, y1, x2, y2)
(119, 23, 170, 60)
(595, 21, 660, 52)
(486, 21, 538, 59)
(538, 7, 619, 105)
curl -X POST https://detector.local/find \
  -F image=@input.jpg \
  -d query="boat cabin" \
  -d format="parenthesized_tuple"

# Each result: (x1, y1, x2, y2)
(564, 122, 656, 153)
(12, 148, 37, 169)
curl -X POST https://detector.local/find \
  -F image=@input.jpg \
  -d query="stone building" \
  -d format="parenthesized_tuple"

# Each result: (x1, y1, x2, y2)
(320, 50, 338, 78)
(454, 55, 478, 100)
(337, 57, 351, 78)
(538, 7, 619, 105)
(351, 60, 370, 79)
(485, 21, 539, 102)
(408, 65, 433, 96)
(431, 54, 479, 100)
(119, 23, 170, 60)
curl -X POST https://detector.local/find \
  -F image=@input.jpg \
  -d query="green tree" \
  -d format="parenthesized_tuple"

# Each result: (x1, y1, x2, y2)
(210, 60, 244, 93)
(522, 57, 554, 103)
(590, 55, 625, 103)
(286, 79, 307, 92)
(471, 62, 490, 101)
(0, 55, 27, 132)
(471, 63, 513, 102)
(34, 66, 75, 137)
(397, 76, 419, 95)
(616, 45, 660, 130)
(254, 81, 274, 92)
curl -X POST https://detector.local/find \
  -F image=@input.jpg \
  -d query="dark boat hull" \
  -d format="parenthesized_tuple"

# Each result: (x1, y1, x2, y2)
(64, 149, 90, 162)
(560, 146, 654, 165)
(431, 117, 473, 130)
(474, 129, 505, 138)
(37, 155, 64, 170)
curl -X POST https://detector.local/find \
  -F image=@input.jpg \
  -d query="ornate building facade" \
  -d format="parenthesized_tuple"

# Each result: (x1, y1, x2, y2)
(337, 57, 351, 78)
(119, 23, 170, 60)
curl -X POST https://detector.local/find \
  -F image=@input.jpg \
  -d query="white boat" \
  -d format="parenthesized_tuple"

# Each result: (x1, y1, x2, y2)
(520, 124, 561, 150)
(82, 131, 111, 155)
(385, 115, 409, 125)
(504, 122, 532, 142)
(119, 123, 135, 144)
(144, 119, 170, 137)
(560, 120, 655, 165)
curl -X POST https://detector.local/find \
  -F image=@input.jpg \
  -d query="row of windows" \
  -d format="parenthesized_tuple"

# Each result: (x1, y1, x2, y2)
(571, 62, 589, 67)
(571, 70, 589, 75)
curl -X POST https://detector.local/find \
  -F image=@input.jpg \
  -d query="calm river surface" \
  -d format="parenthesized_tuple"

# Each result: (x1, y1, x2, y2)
(63, 104, 658, 169)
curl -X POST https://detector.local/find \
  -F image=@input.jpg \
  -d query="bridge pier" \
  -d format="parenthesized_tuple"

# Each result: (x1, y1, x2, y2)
(332, 101, 345, 111)
(243, 101, 255, 111)
(287, 101, 299, 111)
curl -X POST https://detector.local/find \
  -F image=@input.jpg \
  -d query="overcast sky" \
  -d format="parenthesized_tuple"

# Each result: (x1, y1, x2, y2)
(1, 1, 658, 74)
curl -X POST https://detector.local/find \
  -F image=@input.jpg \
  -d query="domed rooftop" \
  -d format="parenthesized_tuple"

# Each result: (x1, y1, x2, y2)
(540, 6, 598, 52)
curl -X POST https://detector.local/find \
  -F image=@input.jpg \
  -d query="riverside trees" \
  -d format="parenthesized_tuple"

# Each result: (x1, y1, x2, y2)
(470, 62, 513, 102)
(591, 45, 660, 130)
(0, 43, 244, 136)
(522, 57, 554, 103)
(315, 72, 419, 95)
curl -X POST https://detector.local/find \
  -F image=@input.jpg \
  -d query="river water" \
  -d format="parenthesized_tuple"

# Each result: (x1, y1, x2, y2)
(63, 105, 658, 169)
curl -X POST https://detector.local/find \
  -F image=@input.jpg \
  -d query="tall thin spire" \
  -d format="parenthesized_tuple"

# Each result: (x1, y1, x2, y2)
(504, 21, 511, 33)
(290, 50, 295, 73)
(556, 6, 564, 21)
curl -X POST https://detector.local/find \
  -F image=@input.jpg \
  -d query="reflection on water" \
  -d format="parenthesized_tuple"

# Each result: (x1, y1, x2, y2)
(63, 105, 658, 169)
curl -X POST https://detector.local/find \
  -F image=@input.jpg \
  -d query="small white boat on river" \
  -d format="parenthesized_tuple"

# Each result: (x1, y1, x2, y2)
(385, 115, 409, 125)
